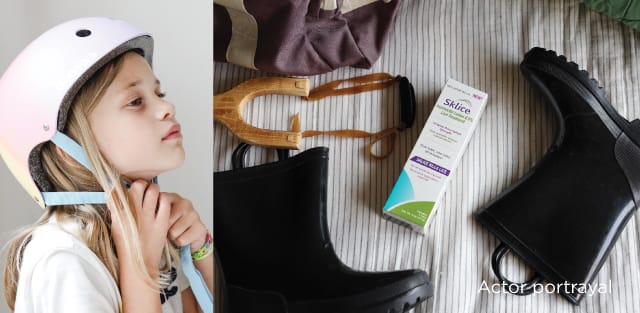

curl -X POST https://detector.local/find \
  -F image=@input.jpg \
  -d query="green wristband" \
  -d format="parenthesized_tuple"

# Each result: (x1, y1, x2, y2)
(191, 230, 213, 261)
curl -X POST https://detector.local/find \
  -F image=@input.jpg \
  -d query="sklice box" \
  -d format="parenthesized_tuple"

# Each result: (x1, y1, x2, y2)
(383, 78, 488, 233)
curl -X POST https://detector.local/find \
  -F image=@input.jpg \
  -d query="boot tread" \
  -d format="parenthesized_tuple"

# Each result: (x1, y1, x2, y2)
(522, 47, 640, 145)
(526, 48, 608, 99)
(385, 296, 423, 313)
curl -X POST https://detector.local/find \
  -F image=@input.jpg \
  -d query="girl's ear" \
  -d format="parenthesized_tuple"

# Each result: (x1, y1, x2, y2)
(55, 146, 78, 167)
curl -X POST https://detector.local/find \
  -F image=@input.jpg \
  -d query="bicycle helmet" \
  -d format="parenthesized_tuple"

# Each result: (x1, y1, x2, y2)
(0, 17, 153, 208)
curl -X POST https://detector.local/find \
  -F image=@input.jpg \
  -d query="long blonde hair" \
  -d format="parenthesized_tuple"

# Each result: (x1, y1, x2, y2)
(3, 51, 178, 310)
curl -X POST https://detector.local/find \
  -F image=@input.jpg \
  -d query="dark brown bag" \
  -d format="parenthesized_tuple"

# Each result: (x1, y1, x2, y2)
(214, 0, 402, 75)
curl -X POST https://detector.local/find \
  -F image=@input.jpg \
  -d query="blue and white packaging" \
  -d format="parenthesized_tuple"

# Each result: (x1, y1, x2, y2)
(383, 79, 488, 233)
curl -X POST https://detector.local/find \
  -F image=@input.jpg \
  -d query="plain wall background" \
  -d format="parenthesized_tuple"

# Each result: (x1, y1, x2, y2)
(0, 1, 213, 312)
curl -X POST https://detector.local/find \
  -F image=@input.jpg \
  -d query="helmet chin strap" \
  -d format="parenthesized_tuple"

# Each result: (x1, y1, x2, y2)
(43, 130, 213, 311)
(41, 131, 105, 205)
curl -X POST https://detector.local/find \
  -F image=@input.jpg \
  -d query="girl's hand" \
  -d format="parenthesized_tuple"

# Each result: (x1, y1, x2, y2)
(161, 193, 208, 253)
(108, 180, 171, 274)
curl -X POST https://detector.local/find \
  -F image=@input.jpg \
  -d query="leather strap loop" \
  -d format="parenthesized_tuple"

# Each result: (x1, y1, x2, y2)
(299, 73, 414, 159)
(303, 73, 398, 101)
(232, 142, 290, 169)
(491, 243, 543, 296)
(301, 127, 398, 160)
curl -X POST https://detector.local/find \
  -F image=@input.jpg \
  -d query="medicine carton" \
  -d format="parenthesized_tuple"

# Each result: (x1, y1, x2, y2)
(383, 79, 488, 233)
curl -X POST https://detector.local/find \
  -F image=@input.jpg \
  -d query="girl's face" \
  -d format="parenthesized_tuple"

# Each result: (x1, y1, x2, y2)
(89, 52, 185, 180)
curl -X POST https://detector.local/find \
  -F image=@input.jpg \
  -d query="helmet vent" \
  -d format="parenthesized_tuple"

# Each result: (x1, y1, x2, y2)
(76, 29, 92, 37)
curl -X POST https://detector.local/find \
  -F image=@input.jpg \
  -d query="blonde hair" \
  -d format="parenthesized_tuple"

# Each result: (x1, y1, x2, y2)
(3, 51, 178, 310)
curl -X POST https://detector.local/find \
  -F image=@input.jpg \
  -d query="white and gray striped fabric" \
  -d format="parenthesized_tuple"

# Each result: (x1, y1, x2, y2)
(214, 0, 640, 312)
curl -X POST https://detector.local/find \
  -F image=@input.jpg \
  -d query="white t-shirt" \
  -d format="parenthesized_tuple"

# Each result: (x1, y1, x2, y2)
(13, 221, 189, 313)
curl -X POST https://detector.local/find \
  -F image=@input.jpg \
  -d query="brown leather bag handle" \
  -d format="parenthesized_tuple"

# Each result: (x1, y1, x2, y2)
(300, 73, 415, 159)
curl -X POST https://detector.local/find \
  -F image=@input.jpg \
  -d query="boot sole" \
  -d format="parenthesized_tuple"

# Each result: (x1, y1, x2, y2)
(372, 281, 433, 313)
(382, 282, 433, 313)
(288, 279, 433, 313)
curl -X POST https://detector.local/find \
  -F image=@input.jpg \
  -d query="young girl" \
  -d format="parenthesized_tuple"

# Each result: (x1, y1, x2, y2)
(0, 17, 213, 312)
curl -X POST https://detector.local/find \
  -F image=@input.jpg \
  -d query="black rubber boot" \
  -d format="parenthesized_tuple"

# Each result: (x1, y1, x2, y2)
(475, 47, 640, 304)
(214, 145, 433, 313)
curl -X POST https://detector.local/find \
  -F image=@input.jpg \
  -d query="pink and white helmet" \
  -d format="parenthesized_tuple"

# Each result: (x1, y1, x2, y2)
(0, 17, 153, 208)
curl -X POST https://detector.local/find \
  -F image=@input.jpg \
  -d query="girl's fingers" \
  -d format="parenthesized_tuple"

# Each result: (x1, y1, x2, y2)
(162, 193, 182, 224)
(175, 224, 205, 249)
(156, 193, 172, 229)
(128, 179, 149, 209)
(141, 183, 160, 220)
(168, 211, 192, 242)
(165, 195, 206, 248)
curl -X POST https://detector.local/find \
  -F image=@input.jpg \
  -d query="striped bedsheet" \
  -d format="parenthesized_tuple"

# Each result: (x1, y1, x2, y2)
(214, 0, 640, 311)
